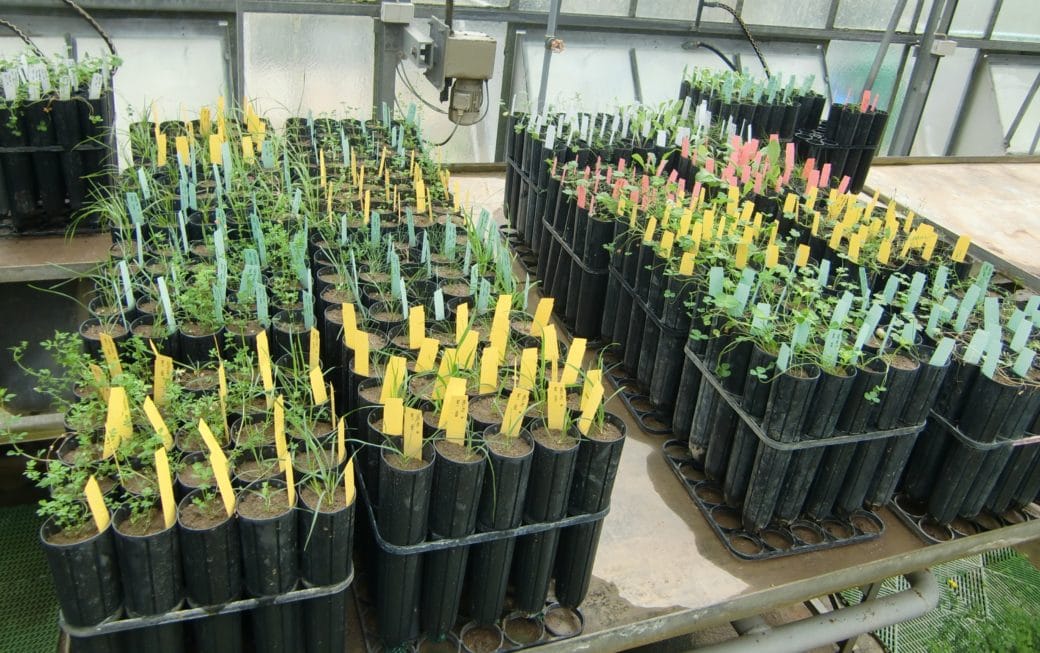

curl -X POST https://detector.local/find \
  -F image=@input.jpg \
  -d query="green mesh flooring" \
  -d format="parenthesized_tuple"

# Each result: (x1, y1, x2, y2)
(842, 548, 1040, 653)
(0, 505, 59, 653)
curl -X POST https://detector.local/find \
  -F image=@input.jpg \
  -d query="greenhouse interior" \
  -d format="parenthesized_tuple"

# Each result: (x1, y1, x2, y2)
(1, 0, 1039, 651)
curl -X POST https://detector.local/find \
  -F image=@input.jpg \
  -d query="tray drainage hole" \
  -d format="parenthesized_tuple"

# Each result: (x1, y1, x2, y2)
(418, 637, 460, 653)
(850, 513, 883, 535)
(696, 486, 726, 507)
(543, 605, 582, 638)
(709, 505, 742, 530)
(1002, 509, 1028, 525)
(894, 494, 927, 519)
(728, 533, 764, 556)
(460, 623, 504, 653)
(950, 517, 980, 537)
(973, 512, 1003, 532)
(760, 529, 794, 551)
(679, 462, 706, 483)
(919, 518, 955, 542)
(664, 443, 693, 462)
(821, 519, 853, 539)
(790, 522, 825, 545)
(644, 416, 671, 431)
(503, 612, 545, 645)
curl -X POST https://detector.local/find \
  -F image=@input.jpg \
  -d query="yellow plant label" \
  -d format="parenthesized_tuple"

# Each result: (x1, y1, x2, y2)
(274, 395, 287, 461)
(198, 418, 222, 457)
(103, 386, 131, 458)
(877, 239, 892, 265)
(99, 333, 122, 377)
(560, 338, 587, 386)
(783, 193, 797, 214)
(84, 476, 110, 533)
(383, 397, 404, 436)
(381, 356, 407, 402)
(847, 234, 861, 263)
(547, 381, 567, 431)
(922, 233, 937, 261)
(490, 294, 511, 362)
(344, 456, 356, 506)
(143, 396, 174, 449)
(309, 328, 321, 370)
(310, 367, 329, 405)
(337, 417, 346, 463)
(518, 347, 538, 390)
(200, 106, 212, 135)
(209, 134, 222, 165)
(811, 212, 820, 236)
(502, 388, 529, 438)
(952, 235, 971, 263)
(734, 243, 749, 269)
(479, 346, 499, 393)
(455, 302, 469, 344)
(678, 209, 693, 238)
(256, 331, 274, 404)
(319, 149, 327, 188)
(659, 231, 675, 259)
(210, 449, 236, 516)
(458, 331, 479, 370)
(765, 244, 780, 269)
(740, 200, 755, 223)
(702, 209, 714, 240)
(442, 393, 468, 444)
(154, 447, 177, 528)
(152, 353, 173, 405)
(342, 303, 359, 347)
(727, 186, 739, 216)
(542, 324, 560, 366)
(241, 136, 255, 163)
(217, 362, 228, 401)
(156, 134, 167, 167)
(403, 407, 423, 459)
(175, 135, 189, 162)
(577, 382, 605, 436)
(903, 210, 915, 234)
(828, 223, 845, 250)
(679, 252, 696, 276)
(795, 244, 811, 267)
(282, 455, 296, 507)
(354, 332, 370, 376)
(531, 298, 554, 337)
(409, 305, 425, 348)
(416, 337, 439, 372)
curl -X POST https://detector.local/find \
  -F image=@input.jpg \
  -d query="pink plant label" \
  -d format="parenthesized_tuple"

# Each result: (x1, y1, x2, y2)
(678, 178, 687, 195)
(668, 169, 678, 184)
(630, 189, 639, 205)
(860, 90, 871, 113)
(681, 136, 690, 159)
(577, 185, 587, 209)
(706, 158, 716, 174)
(871, 93, 880, 111)
(838, 175, 850, 194)
(612, 179, 621, 200)
(820, 162, 832, 188)
(641, 175, 650, 193)
(753, 171, 763, 195)
(691, 181, 702, 202)
(589, 196, 596, 213)
(656, 156, 668, 176)
(606, 167, 613, 186)
(740, 164, 752, 184)
(807, 168, 820, 191)
(618, 158, 627, 174)
(583, 166, 591, 180)
(595, 156, 602, 177)
(784, 143, 795, 181)
(802, 157, 815, 179)
(551, 158, 557, 177)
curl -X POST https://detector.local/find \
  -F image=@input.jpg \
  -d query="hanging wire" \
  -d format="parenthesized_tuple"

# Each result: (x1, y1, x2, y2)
(396, 61, 449, 115)
(60, 0, 118, 58)
(700, 1, 771, 77)
(687, 41, 738, 71)
(0, 19, 46, 58)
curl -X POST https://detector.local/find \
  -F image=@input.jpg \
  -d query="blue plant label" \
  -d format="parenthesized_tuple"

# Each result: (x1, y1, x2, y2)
(777, 343, 791, 372)
(188, 182, 197, 211)
(407, 208, 416, 247)
(1010, 319, 1032, 353)
(882, 275, 900, 305)
(974, 262, 995, 292)
(137, 168, 151, 201)
(1009, 308, 1026, 333)
(260, 140, 274, 168)
(982, 341, 1002, 379)
(1013, 348, 1036, 378)
(292, 188, 302, 216)
(822, 329, 843, 369)
(983, 295, 1000, 332)
(817, 259, 831, 289)
(302, 290, 315, 330)
(463, 242, 472, 273)
(954, 285, 982, 332)
(126, 192, 144, 226)
(445, 222, 457, 259)
(900, 316, 917, 347)
(370, 212, 381, 247)
(931, 265, 949, 299)
(177, 210, 190, 254)
(117, 261, 134, 310)
(708, 267, 724, 298)
(134, 224, 145, 267)
(421, 231, 431, 264)
(477, 279, 491, 315)
(854, 303, 884, 353)
(256, 286, 270, 326)
(750, 302, 771, 335)
(434, 289, 446, 321)
(831, 292, 854, 329)
(904, 272, 927, 315)
(523, 274, 531, 311)
(1025, 295, 1040, 321)
(964, 329, 989, 365)
(793, 320, 811, 350)
(157, 277, 177, 332)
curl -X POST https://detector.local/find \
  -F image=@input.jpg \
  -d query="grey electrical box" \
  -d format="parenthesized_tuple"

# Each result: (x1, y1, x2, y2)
(442, 31, 496, 80)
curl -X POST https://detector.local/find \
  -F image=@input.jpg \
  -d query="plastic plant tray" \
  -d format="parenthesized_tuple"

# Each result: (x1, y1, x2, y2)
(661, 440, 885, 560)
(889, 493, 1040, 545)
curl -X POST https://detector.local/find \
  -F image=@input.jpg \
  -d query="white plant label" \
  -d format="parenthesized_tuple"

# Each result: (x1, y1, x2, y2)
(1, 71, 18, 101)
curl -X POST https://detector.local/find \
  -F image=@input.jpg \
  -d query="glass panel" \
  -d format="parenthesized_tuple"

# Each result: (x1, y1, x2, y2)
(0, 36, 70, 58)
(244, 13, 374, 126)
(992, 0, 1040, 43)
(416, 0, 510, 5)
(989, 59, 1040, 153)
(637, 0, 730, 23)
(520, 0, 630, 15)
(910, 46, 976, 155)
(835, 0, 922, 32)
(826, 40, 903, 106)
(741, 0, 830, 28)
(950, 0, 997, 37)
(521, 31, 636, 112)
(395, 20, 506, 163)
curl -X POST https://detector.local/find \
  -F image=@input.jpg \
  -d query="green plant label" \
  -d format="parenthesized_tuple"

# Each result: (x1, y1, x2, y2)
(261, 140, 274, 168)
(421, 231, 431, 264)
(523, 274, 531, 311)
(964, 329, 989, 365)
(708, 266, 724, 298)
(256, 285, 269, 326)
(370, 212, 381, 247)
(125, 192, 144, 225)
(750, 302, 771, 335)
(931, 265, 949, 300)
(732, 282, 751, 317)
(931, 337, 955, 367)
(137, 168, 151, 201)
(212, 284, 225, 324)
(792, 320, 811, 350)
(434, 289, 446, 321)
(982, 341, 1002, 379)
(822, 329, 843, 369)
(777, 343, 791, 372)
(117, 261, 134, 310)
(1009, 308, 1026, 332)
(157, 276, 177, 332)
(406, 208, 416, 247)
(1025, 295, 1040, 321)
(463, 242, 472, 273)
(902, 272, 927, 316)
(954, 285, 982, 332)
(469, 264, 480, 295)
(221, 142, 233, 179)
(853, 303, 884, 353)
(177, 210, 190, 254)
(1, 70, 18, 101)
(1013, 348, 1036, 378)
(900, 316, 917, 347)
(134, 224, 145, 267)
(882, 275, 901, 305)
(817, 259, 831, 289)
(292, 188, 302, 216)
(188, 182, 197, 211)
(974, 261, 995, 292)
(983, 295, 1000, 332)
(444, 222, 457, 259)
(303, 290, 315, 330)
(212, 164, 223, 204)
(1010, 319, 1033, 353)
(831, 291, 854, 329)
(477, 279, 491, 315)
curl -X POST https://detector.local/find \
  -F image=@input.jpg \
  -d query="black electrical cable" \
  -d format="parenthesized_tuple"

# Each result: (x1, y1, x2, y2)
(396, 61, 450, 115)
(430, 80, 491, 148)
(691, 41, 738, 71)
(701, 1, 770, 77)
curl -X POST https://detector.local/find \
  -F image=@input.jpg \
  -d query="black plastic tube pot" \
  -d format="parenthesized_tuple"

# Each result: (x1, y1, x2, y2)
(650, 278, 698, 411)
(237, 479, 299, 596)
(511, 420, 580, 614)
(622, 243, 656, 374)
(25, 101, 66, 216)
(177, 490, 243, 653)
(701, 337, 754, 482)
(867, 353, 950, 507)
(723, 345, 779, 508)
(421, 440, 487, 638)
(636, 259, 668, 388)
(804, 359, 887, 520)
(554, 412, 627, 608)
(40, 517, 122, 628)
(178, 326, 224, 365)
(836, 355, 921, 514)
(0, 107, 37, 221)
(298, 487, 356, 586)
(466, 427, 534, 626)
(741, 365, 820, 532)
(686, 328, 730, 458)
(928, 373, 1023, 524)
(674, 332, 709, 448)
(301, 589, 348, 653)
(376, 444, 434, 647)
